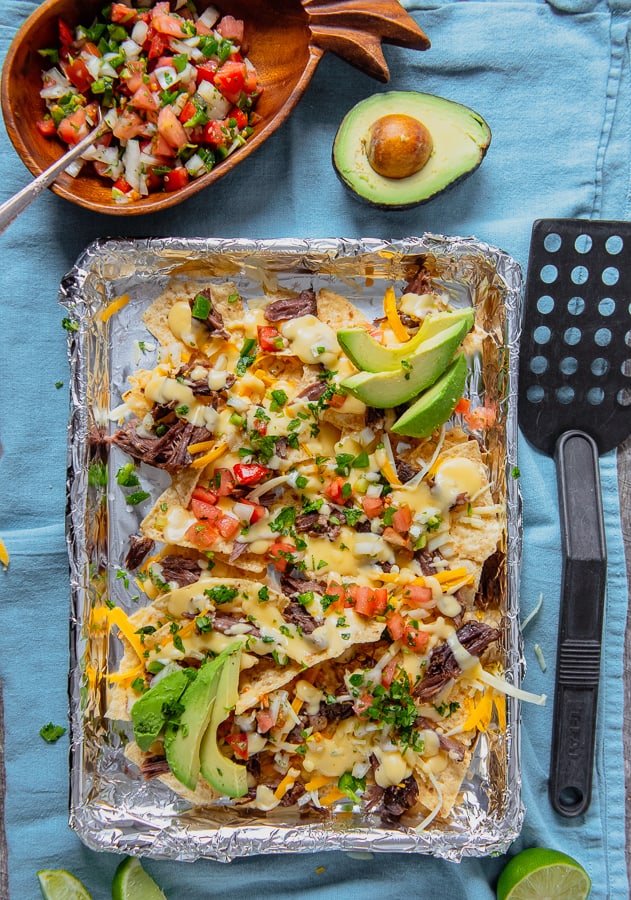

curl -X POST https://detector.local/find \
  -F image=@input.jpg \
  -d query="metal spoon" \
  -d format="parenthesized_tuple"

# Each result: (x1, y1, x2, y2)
(0, 115, 109, 234)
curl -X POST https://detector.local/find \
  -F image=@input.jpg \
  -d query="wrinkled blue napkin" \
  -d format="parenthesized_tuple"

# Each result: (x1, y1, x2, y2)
(1, 0, 629, 897)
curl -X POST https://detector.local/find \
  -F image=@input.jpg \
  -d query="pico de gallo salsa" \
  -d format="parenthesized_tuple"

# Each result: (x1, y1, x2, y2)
(38, 2, 261, 202)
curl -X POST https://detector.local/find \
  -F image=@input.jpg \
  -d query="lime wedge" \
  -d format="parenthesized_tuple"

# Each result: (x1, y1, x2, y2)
(497, 848, 591, 899)
(112, 857, 167, 900)
(37, 869, 92, 900)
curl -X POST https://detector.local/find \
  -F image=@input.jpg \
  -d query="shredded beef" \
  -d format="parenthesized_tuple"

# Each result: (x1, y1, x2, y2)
(275, 436, 289, 459)
(363, 782, 385, 811)
(381, 774, 420, 821)
(125, 535, 155, 570)
(297, 381, 328, 401)
(263, 290, 317, 322)
(395, 458, 419, 484)
(229, 541, 250, 563)
(294, 512, 341, 541)
(416, 549, 438, 576)
(404, 266, 433, 295)
(279, 781, 307, 807)
(175, 355, 236, 398)
(191, 288, 229, 338)
(322, 700, 354, 723)
(283, 601, 323, 635)
(212, 613, 261, 637)
(366, 407, 386, 430)
(280, 571, 328, 599)
(111, 420, 213, 473)
(141, 755, 170, 779)
(414, 621, 501, 700)
(246, 755, 261, 779)
(157, 555, 202, 587)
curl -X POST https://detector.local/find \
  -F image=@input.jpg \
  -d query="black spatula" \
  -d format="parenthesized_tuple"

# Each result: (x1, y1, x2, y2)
(518, 218, 631, 817)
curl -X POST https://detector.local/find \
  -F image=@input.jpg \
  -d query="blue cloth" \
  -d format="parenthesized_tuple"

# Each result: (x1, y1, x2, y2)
(1, 0, 629, 897)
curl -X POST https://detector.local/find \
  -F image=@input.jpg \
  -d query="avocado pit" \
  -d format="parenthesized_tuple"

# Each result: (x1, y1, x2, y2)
(366, 114, 433, 179)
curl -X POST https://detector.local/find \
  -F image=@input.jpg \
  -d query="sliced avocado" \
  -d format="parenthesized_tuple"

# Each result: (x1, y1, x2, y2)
(163, 643, 240, 791)
(200, 642, 248, 798)
(337, 308, 473, 373)
(130, 667, 196, 752)
(340, 316, 471, 408)
(332, 91, 491, 208)
(391, 354, 468, 438)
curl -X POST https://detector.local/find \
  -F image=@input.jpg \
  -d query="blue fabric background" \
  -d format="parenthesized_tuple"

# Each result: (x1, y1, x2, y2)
(1, 0, 629, 897)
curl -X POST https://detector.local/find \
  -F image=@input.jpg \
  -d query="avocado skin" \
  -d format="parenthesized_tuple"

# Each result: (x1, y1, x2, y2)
(200, 643, 248, 798)
(131, 668, 196, 752)
(391, 354, 468, 438)
(332, 91, 491, 209)
(341, 316, 471, 408)
(337, 308, 473, 373)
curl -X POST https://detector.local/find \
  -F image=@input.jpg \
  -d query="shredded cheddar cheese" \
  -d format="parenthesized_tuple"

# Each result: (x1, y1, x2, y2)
(190, 440, 229, 469)
(383, 286, 410, 342)
(99, 294, 130, 323)
(0, 537, 9, 569)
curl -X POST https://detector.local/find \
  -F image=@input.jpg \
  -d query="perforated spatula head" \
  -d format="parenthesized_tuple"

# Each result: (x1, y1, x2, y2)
(518, 218, 631, 819)
(519, 218, 631, 455)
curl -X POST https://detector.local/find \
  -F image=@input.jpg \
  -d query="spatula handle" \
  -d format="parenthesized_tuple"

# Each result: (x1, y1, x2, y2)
(550, 430, 607, 817)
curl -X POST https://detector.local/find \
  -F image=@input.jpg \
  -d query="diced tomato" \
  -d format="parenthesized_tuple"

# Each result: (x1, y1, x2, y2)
(257, 325, 282, 352)
(403, 624, 429, 652)
(144, 28, 166, 60)
(157, 105, 188, 149)
(130, 83, 158, 112)
(58, 18, 74, 53)
(228, 106, 248, 130)
(386, 611, 429, 651)
(208, 468, 234, 497)
(192, 486, 219, 506)
(64, 59, 92, 93)
(190, 488, 220, 521)
(391, 505, 412, 534)
(196, 61, 219, 84)
(349, 585, 388, 617)
(82, 41, 102, 58)
(381, 656, 399, 689)
(403, 584, 433, 606)
(225, 732, 248, 760)
(464, 403, 497, 432)
(36, 118, 57, 138)
(145, 167, 164, 191)
(113, 177, 133, 194)
(179, 99, 198, 124)
(327, 391, 346, 410)
(163, 167, 189, 192)
(251, 417, 267, 436)
(238, 500, 266, 524)
(361, 496, 384, 519)
(57, 108, 89, 146)
(256, 708, 276, 734)
(353, 693, 373, 716)
(324, 582, 349, 613)
(217, 15, 244, 44)
(151, 133, 177, 158)
(233, 463, 268, 486)
(121, 60, 147, 94)
(152, 12, 188, 38)
(112, 109, 146, 141)
(325, 476, 349, 505)
(267, 541, 295, 572)
(382, 526, 409, 548)
(454, 397, 471, 415)
(184, 522, 217, 549)
(217, 514, 240, 539)
(386, 611, 407, 641)
(111, 2, 137, 25)
(213, 60, 247, 103)
(201, 120, 228, 148)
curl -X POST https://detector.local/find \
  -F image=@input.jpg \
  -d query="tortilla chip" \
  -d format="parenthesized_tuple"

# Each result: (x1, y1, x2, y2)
(316, 288, 370, 331)
(125, 742, 221, 807)
(414, 749, 473, 819)
(143, 280, 246, 349)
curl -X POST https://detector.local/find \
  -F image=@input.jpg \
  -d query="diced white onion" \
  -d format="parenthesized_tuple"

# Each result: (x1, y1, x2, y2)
(199, 5, 220, 27)
(196, 81, 231, 118)
(123, 139, 142, 193)
(131, 20, 148, 45)
(121, 39, 141, 59)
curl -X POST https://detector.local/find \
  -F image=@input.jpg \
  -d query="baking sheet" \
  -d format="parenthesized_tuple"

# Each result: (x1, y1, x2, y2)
(60, 235, 524, 862)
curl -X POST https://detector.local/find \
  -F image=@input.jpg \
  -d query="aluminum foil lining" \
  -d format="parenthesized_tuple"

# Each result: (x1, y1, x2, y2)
(60, 235, 524, 863)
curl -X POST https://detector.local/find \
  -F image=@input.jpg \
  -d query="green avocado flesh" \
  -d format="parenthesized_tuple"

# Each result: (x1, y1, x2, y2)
(337, 308, 473, 373)
(162, 642, 242, 791)
(332, 91, 491, 208)
(200, 643, 248, 798)
(391, 354, 468, 438)
(341, 316, 471, 408)
(131, 667, 195, 752)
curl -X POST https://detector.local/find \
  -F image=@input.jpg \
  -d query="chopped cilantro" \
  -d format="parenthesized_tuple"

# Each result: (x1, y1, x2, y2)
(126, 490, 151, 506)
(204, 585, 239, 605)
(39, 722, 66, 743)
(116, 462, 140, 487)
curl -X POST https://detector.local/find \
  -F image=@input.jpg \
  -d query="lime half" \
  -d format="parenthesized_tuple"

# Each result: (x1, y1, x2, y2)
(37, 869, 92, 900)
(497, 848, 591, 899)
(112, 857, 167, 900)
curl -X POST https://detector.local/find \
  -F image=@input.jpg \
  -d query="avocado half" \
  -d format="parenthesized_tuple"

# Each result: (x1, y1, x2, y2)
(332, 91, 491, 209)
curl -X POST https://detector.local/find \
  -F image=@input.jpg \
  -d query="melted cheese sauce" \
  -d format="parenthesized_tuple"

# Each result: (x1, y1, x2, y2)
(280, 315, 341, 368)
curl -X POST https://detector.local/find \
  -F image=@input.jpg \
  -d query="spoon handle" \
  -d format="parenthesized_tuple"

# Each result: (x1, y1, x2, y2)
(0, 124, 106, 234)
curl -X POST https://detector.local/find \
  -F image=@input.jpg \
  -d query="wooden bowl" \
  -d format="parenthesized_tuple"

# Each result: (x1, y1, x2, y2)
(1, 0, 429, 216)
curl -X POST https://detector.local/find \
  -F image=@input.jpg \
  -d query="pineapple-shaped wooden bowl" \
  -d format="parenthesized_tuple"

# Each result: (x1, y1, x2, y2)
(1, 0, 429, 216)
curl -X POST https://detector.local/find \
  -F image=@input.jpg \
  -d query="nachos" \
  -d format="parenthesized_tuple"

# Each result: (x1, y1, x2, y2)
(102, 268, 536, 828)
